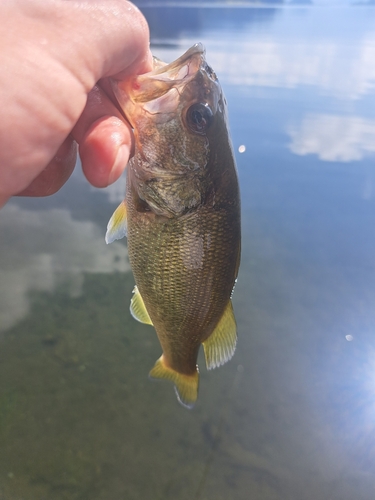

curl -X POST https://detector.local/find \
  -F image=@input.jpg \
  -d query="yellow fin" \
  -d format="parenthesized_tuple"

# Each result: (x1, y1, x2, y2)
(149, 356, 199, 409)
(203, 301, 237, 370)
(130, 286, 153, 325)
(105, 200, 127, 244)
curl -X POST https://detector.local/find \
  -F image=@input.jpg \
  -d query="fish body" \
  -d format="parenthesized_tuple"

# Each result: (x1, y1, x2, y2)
(106, 44, 241, 408)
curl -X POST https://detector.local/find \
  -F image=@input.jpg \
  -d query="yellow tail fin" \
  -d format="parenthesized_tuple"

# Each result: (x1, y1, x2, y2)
(149, 356, 199, 409)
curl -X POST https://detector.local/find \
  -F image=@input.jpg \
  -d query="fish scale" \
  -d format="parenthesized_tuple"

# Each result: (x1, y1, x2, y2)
(126, 171, 239, 373)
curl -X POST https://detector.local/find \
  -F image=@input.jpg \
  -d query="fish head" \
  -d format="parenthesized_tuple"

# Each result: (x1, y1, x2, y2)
(111, 44, 229, 217)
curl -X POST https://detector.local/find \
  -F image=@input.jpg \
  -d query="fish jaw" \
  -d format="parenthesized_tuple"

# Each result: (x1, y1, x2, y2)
(111, 42, 221, 143)
(111, 43, 207, 116)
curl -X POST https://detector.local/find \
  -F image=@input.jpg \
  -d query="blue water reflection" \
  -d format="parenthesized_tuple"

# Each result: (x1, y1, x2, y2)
(1, 2, 375, 499)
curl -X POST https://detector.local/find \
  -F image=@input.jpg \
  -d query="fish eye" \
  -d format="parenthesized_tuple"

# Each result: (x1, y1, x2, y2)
(186, 103, 213, 134)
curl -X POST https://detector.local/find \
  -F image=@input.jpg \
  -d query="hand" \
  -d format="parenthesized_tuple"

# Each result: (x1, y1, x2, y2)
(0, 0, 152, 208)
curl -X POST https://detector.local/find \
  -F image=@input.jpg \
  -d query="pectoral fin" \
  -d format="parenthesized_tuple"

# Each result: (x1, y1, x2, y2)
(105, 200, 127, 244)
(203, 301, 237, 370)
(149, 356, 199, 409)
(130, 286, 153, 325)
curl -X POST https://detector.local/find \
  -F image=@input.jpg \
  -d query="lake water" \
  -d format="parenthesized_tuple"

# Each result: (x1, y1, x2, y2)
(1, 2, 375, 499)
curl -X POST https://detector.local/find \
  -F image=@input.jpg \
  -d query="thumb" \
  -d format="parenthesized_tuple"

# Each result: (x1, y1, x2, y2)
(0, 0, 152, 203)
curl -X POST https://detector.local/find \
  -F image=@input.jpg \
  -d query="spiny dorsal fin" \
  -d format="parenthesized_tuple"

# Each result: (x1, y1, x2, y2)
(203, 301, 237, 370)
(149, 356, 199, 409)
(130, 286, 153, 325)
(105, 200, 127, 244)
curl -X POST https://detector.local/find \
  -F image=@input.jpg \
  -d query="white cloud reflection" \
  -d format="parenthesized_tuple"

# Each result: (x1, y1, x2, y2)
(0, 205, 129, 333)
(217, 36, 375, 98)
(154, 34, 375, 99)
(97, 174, 126, 204)
(288, 114, 375, 161)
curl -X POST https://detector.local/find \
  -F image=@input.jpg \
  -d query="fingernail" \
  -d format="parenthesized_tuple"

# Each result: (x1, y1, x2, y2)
(109, 144, 130, 185)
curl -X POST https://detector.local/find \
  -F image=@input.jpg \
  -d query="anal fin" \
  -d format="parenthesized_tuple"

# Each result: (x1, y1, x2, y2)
(149, 356, 199, 409)
(130, 286, 153, 325)
(202, 300, 237, 370)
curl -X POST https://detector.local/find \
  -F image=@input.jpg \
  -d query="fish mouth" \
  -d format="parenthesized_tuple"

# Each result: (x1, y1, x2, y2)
(131, 43, 211, 103)
(112, 43, 219, 121)
(151, 43, 206, 78)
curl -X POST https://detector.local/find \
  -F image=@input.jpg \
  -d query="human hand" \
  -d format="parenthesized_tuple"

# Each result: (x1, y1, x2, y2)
(0, 0, 152, 208)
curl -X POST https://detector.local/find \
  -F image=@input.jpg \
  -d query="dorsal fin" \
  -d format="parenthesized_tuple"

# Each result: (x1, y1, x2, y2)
(105, 200, 127, 244)
(130, 286, 153, 325)
(202, 301, 237, 370)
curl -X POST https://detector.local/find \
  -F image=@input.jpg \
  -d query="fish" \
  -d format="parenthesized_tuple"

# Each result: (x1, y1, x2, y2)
(105, 43, 241, 408)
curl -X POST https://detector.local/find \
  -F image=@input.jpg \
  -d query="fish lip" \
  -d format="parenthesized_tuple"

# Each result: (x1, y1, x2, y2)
(133, 43, 208, 102)
(150, 43, 205, 77)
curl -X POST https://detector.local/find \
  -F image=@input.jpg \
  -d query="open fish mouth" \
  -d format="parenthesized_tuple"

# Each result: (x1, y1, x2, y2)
(132, 43, 209, 101)
(151, 43, 206, 78)
(150, 43, 218, 86)
(112, 43, 218, 119)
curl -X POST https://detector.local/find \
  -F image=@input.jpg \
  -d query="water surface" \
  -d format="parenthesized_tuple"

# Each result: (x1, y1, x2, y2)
(1, 2, 375, 499)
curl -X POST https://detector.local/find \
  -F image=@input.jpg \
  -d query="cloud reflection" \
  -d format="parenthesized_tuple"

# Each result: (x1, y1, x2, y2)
(95, 174, 126, 204)
(153, 34, 375, 99)
(288, 114, 375, 161)
(211, 36, 375, 98)
(0, 205, 129, 333)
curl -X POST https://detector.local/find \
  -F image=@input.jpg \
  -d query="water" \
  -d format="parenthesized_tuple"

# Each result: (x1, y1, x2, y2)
(1, 2, 375, 499)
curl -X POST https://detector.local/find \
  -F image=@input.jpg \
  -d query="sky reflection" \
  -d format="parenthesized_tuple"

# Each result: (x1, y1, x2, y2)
(145, 6, 375, 97)
(0, 204, 129, 333)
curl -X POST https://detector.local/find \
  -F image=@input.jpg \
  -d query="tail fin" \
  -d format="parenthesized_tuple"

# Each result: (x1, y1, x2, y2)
(149, 356, 199, 409)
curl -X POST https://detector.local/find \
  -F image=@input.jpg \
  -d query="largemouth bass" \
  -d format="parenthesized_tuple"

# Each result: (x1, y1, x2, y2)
(106, 44, 241, 408)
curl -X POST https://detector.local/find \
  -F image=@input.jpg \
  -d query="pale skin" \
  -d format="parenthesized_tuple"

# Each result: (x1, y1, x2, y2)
(0, 0, 153, 208)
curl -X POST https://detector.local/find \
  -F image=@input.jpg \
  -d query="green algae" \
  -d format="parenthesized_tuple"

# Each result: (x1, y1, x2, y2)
(0, 272, 224, 500)
(0, 267, 278, 500)
(0, 272, 156, 500)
